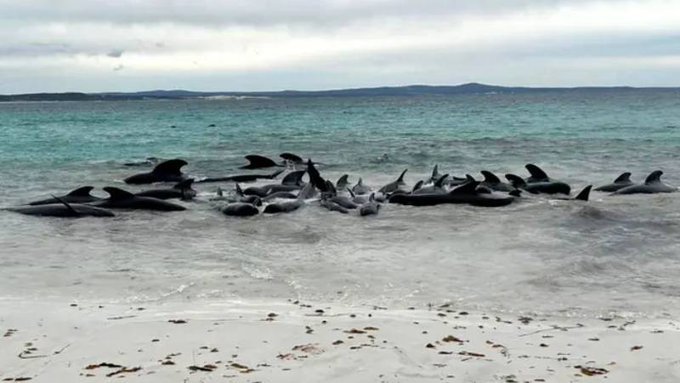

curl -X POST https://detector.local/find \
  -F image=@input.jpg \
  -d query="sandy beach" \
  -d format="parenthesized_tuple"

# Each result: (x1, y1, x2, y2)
(2, 298, 679, 382)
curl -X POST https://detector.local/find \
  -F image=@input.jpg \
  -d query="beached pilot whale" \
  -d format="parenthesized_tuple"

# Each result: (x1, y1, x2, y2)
(6, 195, 115, 218)
(594, 172, 634, 192)
(359, 193, 381, 216)
(124, 159, 188, 184)
(222, 197, 261, 217)
(389, 178, 515, 207)
(263, 183, 316, 214)
(92, 187, 186, 211)
(378, 169, 408, 194)
(135, 179, 196, 200)
(27, 186, 101, 206)
(505, 164, 571, 195)
(612, 170, 677, 195)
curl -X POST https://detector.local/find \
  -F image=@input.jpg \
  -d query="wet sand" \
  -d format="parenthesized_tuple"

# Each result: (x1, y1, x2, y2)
(2, 298, 680, 382)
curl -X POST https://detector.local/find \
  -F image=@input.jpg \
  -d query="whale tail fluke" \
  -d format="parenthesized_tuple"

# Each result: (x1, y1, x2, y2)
(574, 185, 592, 201)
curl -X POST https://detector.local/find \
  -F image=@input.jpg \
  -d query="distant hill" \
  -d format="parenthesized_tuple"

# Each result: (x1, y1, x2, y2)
(1, 83, 677, 102)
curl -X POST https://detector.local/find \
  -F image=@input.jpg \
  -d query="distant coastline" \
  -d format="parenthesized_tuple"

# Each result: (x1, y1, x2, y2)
(1, 82, 679, 102)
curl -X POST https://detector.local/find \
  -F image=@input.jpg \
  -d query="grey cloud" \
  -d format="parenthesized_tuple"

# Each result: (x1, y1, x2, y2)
(107, 49, 124, 58)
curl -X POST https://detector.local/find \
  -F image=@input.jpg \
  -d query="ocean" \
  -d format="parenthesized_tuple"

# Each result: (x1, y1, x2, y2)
(1, 90, 680, 318)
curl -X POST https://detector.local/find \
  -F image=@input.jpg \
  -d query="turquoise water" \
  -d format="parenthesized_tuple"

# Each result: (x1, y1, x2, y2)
(1, 91, 680, 317)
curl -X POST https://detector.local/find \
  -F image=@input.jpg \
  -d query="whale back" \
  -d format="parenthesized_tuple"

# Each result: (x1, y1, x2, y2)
(280, 152, 303, 164)
(645, 170, 663, 184)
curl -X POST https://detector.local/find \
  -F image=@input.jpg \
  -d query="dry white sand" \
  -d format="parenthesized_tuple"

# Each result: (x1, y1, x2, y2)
(2, 298, 680, 382)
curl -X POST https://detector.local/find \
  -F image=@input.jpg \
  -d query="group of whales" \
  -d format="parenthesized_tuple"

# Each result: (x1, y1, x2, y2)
(3, 152, 677, 218)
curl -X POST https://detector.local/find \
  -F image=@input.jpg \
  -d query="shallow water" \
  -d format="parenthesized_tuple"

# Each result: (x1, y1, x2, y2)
(1, 91, 680, 318)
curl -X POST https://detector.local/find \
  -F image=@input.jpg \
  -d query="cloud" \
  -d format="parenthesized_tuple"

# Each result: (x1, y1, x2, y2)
(107, 49, 124, 58)
(0, 0, 679, 92)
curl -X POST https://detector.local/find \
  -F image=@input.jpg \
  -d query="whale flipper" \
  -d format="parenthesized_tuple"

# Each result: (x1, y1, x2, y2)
(645, 170, 663, 184)
(152, 159, 187, 175)
(434, 174, 449, 188)
(103, 187, 135, 200)
(574, 185, 592, 201)
(241, 155, 279, 169)
(51, 194, 78, 215)
(66, 186, 95, 197)
(481, 171, 501, 184)
(614, 172, 632, 183)
(525, 164, 549, 182)
(282, 170, 306, 185)
(280, 152, 303, 164)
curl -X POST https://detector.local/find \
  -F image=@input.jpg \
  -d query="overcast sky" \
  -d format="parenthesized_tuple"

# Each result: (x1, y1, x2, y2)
(2, 0, 680, 93)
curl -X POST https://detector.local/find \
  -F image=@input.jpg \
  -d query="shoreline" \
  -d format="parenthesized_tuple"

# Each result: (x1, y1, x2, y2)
(2, 298, 679, 382)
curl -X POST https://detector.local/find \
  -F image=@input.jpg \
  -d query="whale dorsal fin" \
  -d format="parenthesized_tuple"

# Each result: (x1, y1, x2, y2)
(574, 185, 592, 201)
(645, 170, 663, 184)
(505, 174, 527, 189)
(336, 174, 349, 188)
(435, 174, 449, 188)
(431, 165, 439, 178)
(614, 172, 631, 183)
(325, 180, 337, 196)
(235, 183, 244, 196)
(103, 187, 135, 200)
(525, 164, 549, 181)
(412, 180, 424, 192)
(481, 170, 500, 184)
(173, 178, 194, 190)
(281, 170, 306, 185)
(51, 194, 78, 214)
(465, 174, 476, 182)
(280, 152, 303, 164)
(396, 169, 408, 183)
(216, 187, 224, 197)
(369, 193, 375, 202)
(347, 188, 356, 198)
(243, 155, 277, 168)
(67, 186, 95, 197)
(357, 178, 363, 186)
(152, 159, 187, 175)
(450, 180, 480, 195)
